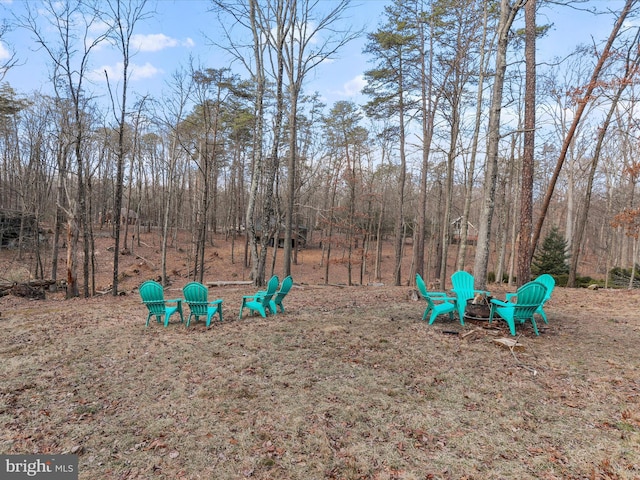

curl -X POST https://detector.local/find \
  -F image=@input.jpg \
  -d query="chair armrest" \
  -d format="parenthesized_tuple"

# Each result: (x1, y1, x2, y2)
(505, 293, 517, 302)
(432, 295, 457, 302)
(428, 291, 448, 298)
(490, 298, 510, 307)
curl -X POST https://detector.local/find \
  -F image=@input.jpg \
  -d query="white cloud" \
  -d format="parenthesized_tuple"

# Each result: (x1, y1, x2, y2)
(0, 42, 11, 61)
(131, 33, 178, 52)
(89, 61, 162, 83)
(130, 62, 161, 80)
(87, 65, 113, 83)
(131, 33, 194, 52)
(338, 75, 366, 97)
(87, 18, 111, 35)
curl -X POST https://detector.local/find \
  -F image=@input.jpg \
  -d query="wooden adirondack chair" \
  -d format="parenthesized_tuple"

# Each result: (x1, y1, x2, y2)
(139, 280, 184, 327)
(416, 273, 457, 325)
(182, 282, 223, 327)
(239, 275, 279, 319)
(451, 270, 490, 325)
(489, 281, 548, 336)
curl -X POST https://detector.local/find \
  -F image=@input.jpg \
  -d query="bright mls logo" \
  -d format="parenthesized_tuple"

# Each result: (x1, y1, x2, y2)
(0, 455, 78, 479)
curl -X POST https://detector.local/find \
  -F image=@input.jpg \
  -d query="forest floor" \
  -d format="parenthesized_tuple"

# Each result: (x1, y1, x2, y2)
(0, 228, 639, 479)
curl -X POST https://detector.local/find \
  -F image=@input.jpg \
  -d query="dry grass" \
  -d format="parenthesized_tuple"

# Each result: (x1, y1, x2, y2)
(1, 284, 639, 479)
(1, 231, 639, 478)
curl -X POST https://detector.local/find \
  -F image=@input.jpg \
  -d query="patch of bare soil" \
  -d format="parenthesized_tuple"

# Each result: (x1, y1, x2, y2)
(0, 230, 639, 479)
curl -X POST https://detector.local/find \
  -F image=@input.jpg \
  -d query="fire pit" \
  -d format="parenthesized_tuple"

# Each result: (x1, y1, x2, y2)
(464, 295, 492, 321)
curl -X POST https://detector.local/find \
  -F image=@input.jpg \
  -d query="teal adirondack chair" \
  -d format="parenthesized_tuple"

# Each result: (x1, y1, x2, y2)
(451, 270, 490, 325)
(533, 274, 555, 324)
(239, 275, 279, 319)
(489, 281, 547, 336)
(416, 273, 457, 325)
(506, 274, 555, 324)
(139, 280, 184, 327)
(182, 282, 223, 327)
(270, 275, 293, 313)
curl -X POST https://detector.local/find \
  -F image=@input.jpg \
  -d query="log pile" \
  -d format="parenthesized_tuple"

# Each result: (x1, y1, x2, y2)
(0, 210, 39, 247)
(0, 280, 55, 299)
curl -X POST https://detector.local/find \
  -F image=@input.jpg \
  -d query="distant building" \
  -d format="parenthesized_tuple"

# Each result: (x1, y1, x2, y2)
(254, 220, 308, 248)
(451, 216, 478, 245)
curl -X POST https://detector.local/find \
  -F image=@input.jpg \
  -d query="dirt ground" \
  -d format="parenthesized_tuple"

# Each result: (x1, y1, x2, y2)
(0, 229, 639, 479)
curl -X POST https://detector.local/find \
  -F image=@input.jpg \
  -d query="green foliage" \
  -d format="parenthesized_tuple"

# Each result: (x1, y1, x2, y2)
(0, 83, 30, 118)
(554, 274, 601, 288)
(487, 271, 512, 283)
(532, 227, 569, 276)
(608, 266, 640, 288)
(575, 276, 604, 288)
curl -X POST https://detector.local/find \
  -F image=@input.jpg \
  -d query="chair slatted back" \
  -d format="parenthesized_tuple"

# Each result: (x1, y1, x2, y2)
(512, 281, 547, 321)
(140, 281, 166, 316)
(183, 282, 210, 316)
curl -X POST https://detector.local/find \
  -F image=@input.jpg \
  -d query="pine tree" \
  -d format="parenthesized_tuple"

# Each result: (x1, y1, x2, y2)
(532, 226, 569, 276)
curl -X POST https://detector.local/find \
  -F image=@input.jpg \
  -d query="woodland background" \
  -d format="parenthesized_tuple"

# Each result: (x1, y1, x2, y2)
(1, 2, 640, 478)
(0, 0, 640, 296)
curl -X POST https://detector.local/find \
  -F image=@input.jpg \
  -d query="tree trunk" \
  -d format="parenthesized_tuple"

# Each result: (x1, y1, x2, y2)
(458, 2, 489, 272)
(568, 33, 639, 285)
(531, 0, 635, 256)
(283, 87, 298, 279)
(65, 213, 79, 299)
(393, 67, 407, 287)
(516, 0, 536, 287)
(413, 3, 436, 282)
(474, 0, 523, 290)
(439, 108, 458, 288)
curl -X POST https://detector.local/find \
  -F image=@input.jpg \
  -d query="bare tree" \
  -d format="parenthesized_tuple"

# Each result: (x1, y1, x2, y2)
(435, 0, 484, 288)
(531, 0, 637, 257)
(281, 0, 358, 279)
(569, 28, 640, 286)
(363, 0, 415, 286)
(0, 19, 18, 82)
(412, 0, 437, 283)
(457, 2, 492, 273)
(323, 100, 366, 285)
(20, 0, 110, 298)
(473, 0, 524, 290)
(210, 0, 280, 286)
(516, 0, 536, 286)
(102, 0, 151, 296)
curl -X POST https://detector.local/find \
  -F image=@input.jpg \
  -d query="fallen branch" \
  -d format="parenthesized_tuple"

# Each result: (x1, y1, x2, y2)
(135, 254, 156, 269)
(493, 337, 524, 350)
(207, 280, 253, 287)
(461, 328, 482, 340)
(496, 335, 538, 376)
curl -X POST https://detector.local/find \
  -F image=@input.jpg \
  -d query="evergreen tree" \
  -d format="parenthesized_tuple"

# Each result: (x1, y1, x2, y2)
(532, 226, 569, 276)
(362, 0, 417, 286)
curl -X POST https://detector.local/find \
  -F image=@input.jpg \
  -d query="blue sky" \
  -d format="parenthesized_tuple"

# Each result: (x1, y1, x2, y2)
(0, 0, 632, 108)
(0, 0, 386, 106)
